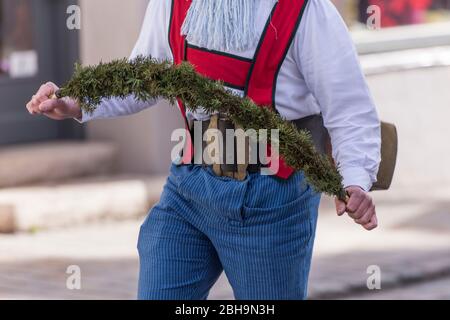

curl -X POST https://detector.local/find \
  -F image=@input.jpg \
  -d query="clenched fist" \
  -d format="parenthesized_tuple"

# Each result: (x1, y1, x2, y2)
(335, 186, 378, 231)
(26, 82, 82, 121)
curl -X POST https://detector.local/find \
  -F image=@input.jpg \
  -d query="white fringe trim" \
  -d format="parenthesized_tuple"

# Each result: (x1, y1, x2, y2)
(181, 0, 264, 52)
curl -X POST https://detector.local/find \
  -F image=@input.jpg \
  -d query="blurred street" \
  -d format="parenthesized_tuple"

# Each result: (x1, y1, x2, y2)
(1, 184, 450, 300)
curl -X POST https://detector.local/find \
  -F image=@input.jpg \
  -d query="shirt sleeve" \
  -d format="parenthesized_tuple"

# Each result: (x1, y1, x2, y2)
(79, 0, 173, 123)
(294, 0, 381, 191)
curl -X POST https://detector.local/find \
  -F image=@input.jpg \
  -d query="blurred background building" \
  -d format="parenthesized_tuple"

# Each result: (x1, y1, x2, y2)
(1, 0, 450, 175)
(0, 0, 450, 299)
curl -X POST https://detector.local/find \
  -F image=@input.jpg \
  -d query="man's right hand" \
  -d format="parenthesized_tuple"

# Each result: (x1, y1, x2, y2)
(26, 82, 82, 121)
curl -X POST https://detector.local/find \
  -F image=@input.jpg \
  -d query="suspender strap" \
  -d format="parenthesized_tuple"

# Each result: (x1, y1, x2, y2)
(169, 0, 193, 163)
(169, 0, 191, 66)
(246, 0, 308, 107)
(245, 0, 308, 178)
(185, 44, 252, 91)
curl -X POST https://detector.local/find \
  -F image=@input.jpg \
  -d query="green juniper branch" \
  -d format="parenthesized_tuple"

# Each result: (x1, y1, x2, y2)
(58, 56, 347, 200)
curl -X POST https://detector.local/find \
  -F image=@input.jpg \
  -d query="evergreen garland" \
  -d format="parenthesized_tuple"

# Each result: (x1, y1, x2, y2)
(58, 56, 347, 200)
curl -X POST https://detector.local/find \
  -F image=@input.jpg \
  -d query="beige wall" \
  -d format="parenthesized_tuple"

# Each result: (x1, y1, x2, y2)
(366, 66, 450, 190)
(79, 0, 183, 175)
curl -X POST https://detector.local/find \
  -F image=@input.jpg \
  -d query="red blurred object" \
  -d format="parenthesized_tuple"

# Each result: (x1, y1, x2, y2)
(369, 0, 432, 27)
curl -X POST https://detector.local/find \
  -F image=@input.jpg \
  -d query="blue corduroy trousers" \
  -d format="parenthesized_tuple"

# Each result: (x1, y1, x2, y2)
(137, 163, 321, 300)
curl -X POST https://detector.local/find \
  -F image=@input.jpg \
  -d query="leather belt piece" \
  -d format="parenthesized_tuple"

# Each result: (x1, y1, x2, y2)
(187, 114, 331, 181)
(186, 113, 397, 191)
(188, 114, 264, 180)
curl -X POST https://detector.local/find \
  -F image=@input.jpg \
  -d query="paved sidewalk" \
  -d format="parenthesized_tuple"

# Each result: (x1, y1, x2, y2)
(1, 186, 449, 300)
(344, 277, 450, 300)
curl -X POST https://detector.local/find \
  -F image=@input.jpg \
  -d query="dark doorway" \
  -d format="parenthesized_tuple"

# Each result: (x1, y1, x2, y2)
(0, 0, 82, 145)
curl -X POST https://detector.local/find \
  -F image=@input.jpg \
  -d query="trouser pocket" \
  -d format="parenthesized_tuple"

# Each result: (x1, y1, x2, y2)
(177, 165, 250, 222)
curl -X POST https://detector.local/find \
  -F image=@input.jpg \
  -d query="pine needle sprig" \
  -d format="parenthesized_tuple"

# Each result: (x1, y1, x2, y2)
(58, 56, 346, 200)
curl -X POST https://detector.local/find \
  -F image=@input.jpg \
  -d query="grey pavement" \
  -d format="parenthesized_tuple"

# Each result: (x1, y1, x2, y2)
(344, 277, 450, 300)
(0, 188, 449, 300)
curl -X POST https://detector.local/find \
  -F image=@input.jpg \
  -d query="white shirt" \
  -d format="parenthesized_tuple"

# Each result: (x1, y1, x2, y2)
(80, 0, 381, 191)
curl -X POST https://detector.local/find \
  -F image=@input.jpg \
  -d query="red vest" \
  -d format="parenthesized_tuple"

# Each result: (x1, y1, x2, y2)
(169, 0, 308, 179)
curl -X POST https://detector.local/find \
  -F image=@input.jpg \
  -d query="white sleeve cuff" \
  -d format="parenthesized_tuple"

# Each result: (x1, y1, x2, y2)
(73, 109, 93, 124)
(73, 116, 83, 124)
(339, 166, 374, 192)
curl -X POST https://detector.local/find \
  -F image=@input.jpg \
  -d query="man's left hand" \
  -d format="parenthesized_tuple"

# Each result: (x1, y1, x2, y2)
(335, 186, 378, 231)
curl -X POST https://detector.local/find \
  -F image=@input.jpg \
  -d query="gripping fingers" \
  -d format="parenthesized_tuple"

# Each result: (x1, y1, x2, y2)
(335, 198, 346, 216)
(28, 95, 43, 114)
(26, 100, 36, 114)
(27, 82, 58, 114)
(363, 214, 378, 231)
(39, 99, 62, 113)
(346, 191, 364, 214)
(349, 197, 372, 220)
(356, 206, 375, 225)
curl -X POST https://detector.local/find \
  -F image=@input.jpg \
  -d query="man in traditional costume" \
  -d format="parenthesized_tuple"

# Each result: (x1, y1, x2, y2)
(27, 0, 381, 300)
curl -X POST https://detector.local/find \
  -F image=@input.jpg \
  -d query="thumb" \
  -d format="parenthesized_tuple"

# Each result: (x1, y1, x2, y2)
(335, 198, 346, 216)
(39, 99, 66, 113)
